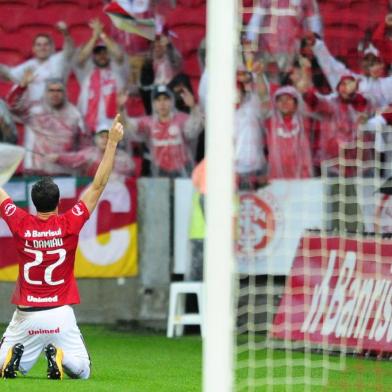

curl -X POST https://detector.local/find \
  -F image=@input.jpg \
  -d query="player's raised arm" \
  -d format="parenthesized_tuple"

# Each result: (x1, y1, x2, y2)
(0, 187, 10, 205)
(81, 114, 124, 213)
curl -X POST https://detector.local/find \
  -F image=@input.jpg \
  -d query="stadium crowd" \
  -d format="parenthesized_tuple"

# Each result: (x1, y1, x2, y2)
(1, 1, 392, 201)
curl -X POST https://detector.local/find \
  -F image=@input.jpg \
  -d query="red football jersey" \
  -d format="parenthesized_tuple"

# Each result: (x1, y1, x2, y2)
(0, 198, 90, 307)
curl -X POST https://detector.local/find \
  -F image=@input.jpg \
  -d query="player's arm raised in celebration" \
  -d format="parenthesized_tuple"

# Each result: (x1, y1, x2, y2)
(81, 114, 124, 214)
(0, 187, 10, 205)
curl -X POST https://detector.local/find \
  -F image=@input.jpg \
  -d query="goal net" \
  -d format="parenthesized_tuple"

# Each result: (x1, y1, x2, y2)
(205, 0, 392, 391)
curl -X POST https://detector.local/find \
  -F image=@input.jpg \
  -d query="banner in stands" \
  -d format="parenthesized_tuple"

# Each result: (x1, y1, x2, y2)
(237, 179, 323, 275)
(272, 233, 392, 353)
(0, 177, 138, 280)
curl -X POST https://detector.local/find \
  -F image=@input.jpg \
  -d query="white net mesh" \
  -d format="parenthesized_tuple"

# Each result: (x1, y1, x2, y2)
(232, 1, 392, 391)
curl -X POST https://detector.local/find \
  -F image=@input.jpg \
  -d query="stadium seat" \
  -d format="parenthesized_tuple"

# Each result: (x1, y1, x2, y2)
(86, 0, 105, 9)
(0, 29, 34, 59)
(176, 0, 205, 7)
(320, 3, 354, 27)
(170, 25, 205, 57)
(166, 281, 204, 338)
(183, 52, 202, 78)
(324, 25, 364, 58)
(69, 24, 93, 46)
(348, 2, 387, 31)
(0, 3, 34, 32)
(3, 0, 38, 5)
(38, 0, 85, 7)
(165, 5, 206, 30)
(34, 3, 91, 26)
(17, 24, 60, 49)
(0, 49, 26, 66)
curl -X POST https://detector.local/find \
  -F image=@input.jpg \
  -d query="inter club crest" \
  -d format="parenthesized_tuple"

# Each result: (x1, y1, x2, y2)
(236, 190, 284, 257)
(4, 203, 16, 217)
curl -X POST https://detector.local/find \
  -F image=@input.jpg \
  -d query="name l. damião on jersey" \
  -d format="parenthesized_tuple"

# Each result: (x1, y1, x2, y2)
(25, 238, 64, 249)
(301, 250, 392, 342)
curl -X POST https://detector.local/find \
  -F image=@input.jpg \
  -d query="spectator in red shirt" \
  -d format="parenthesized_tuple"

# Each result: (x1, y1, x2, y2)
(120, 84, 203, 178)
(264, 85, 314, 179)
(303, 74, 374, 232)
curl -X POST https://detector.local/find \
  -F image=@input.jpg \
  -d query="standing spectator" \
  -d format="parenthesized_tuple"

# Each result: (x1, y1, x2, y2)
(152, 33, 182, 85)
(0, 100, 17, 144)
(139, 33, 182, 114)
(0, 22, 74, 104)
(47, 124, 135, 179)
(120, 84, 203, 178)
(7, 72, 85, 175)
(245, 0, 322, 72)
(303, 75, 374, 232)
(168, 73, 205, 162)
(310, 36, 392, 109)
(73, 19, 129, 134)
(235, 70, 268, 189)
(265, 85, 313, 179)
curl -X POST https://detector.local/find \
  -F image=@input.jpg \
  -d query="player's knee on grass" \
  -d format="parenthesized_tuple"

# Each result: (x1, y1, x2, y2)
(63, 356, 91, 379)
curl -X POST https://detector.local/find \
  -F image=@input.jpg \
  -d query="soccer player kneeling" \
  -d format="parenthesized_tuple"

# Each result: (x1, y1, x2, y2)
(0, 115, 124, 380)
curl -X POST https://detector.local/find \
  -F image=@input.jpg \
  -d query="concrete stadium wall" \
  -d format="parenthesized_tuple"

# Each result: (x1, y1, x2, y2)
(0, 178, 172, 327)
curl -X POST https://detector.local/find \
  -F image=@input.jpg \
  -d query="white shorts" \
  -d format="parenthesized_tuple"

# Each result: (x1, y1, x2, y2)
(0, 305, 90, 379)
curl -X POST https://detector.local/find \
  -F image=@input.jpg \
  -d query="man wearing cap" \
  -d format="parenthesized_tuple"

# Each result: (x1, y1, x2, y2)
(73, 19, 129, 134)
(7, 72, 85, 175)
(308, 35, 392, 109)
(119, 84, 203, 178)
(46, 123, 135, 179)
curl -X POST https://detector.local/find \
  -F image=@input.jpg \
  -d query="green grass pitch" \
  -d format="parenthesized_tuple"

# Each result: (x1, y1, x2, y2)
(1, 325, 391, 391)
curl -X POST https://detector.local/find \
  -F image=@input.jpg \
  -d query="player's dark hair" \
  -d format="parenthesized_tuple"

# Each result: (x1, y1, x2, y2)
(31, 177, 60, 213)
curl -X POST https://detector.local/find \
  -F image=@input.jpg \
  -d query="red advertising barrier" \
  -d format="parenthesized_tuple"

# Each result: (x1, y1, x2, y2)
(272, 233, 392, 352)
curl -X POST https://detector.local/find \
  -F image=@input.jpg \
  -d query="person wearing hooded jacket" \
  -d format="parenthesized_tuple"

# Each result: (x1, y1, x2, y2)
(6, 71, 85, 175)
(309, 35, 392, 109)
(119, 84, 203, 178)
(264, 85, 314, 179)
(303, 74, 374, 233)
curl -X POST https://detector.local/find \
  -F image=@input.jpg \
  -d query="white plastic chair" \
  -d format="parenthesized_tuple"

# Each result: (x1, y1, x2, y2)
(166, 282, 204, 338)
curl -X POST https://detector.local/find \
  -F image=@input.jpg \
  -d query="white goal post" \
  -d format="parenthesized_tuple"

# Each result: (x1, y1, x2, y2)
(203, 0, 238, 391)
